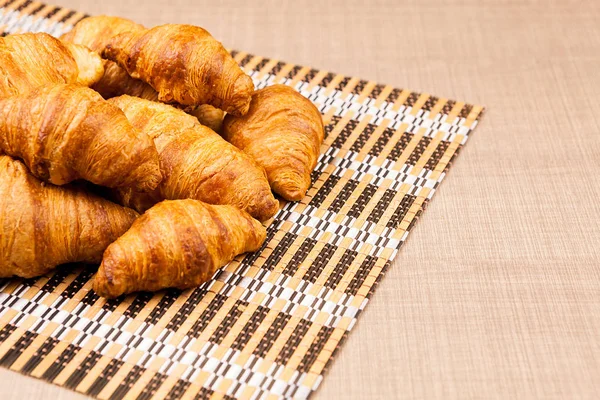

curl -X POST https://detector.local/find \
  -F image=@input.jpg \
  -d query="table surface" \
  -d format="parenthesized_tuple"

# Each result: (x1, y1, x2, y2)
(3, 0, 600, 399)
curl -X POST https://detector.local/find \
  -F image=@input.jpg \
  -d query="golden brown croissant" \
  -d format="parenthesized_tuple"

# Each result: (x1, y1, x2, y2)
(103, 24, 254, 116)
(61, 42, 105, 87)
(92, 199, 266, 298)
(61, 16, 226, 129)
(60, 16, 155, 99)
(0, 155, 139, 278)
(0, 32, 103, 98)
(108, 95, 279, 221)
(95, 63, 225, 130)
(222, 84, 325, 201)
(0, 84, 162, 192)
(61, 15, 144, 56)
(188, 104, 225, 133)
(93, 60, 158, 100)
(86, 62, 225, 130)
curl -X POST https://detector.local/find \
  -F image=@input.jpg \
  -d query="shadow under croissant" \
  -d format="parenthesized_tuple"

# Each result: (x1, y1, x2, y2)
(14, 177, 308, 296)
(11, 188, 300, 299)
(2, 253, 257, 303)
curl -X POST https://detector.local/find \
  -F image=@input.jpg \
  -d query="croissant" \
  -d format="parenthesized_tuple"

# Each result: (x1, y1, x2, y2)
(0, 155, 139, 278)
(0, 84, 162, 192)
(188, 104, 225, 133)
(61, 42, 105, 87)
(0, 32, 103, 98)
(92, 60, 158, 100)
(88, 61, 225, 130)
(61, 16, 225, 129)
(60, 15, 145, 57)
(222, 84, 325, 201)
(92, 199, 266, 298)
(108, 95, 279, 221)
(60, 16, 154, 98)
(103, 24, 254, 116)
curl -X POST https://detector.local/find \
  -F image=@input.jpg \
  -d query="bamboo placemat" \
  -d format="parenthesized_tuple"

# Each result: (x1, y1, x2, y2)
(0, 1, 484, 398)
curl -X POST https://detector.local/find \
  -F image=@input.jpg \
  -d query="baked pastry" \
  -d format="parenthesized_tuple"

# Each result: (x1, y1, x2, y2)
(0, 84, 162, 191)
(0, 155, 139, 278)
(108, 95, 279, 221)
(60, 16, 155, 98)
(103, 24, 254, 115)
(93, 199, 266, 298)
(222, 84, 325, 201)
(188, 104, 225, 133)
(61, 16, 225, 128)
(0, 32, 103, 97)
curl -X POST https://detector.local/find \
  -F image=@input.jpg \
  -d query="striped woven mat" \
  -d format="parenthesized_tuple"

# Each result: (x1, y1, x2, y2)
(0, 1, 485, 399)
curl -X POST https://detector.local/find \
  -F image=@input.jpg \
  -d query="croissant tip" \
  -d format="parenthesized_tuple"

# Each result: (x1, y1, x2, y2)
(91, 274, 107, 298)
(273, 181, 308, 202)
(281, 191, 305, 202)
(251, 195, 280, 222)
(226, 75, 254, 117)
(93, 259, 120, 299)
(130, 168, 163, 192)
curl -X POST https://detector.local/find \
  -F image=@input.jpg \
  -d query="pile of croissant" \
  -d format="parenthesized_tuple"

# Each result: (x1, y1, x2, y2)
(0, 16, 324, 298)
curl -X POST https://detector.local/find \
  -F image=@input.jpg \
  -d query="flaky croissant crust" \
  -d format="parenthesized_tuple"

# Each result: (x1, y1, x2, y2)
(60, 16, 156, 99)
(222, 84, 325, 201)
(93, 199, 266, 298)
(103, 24, 254, 116)
(0, 84, 162, 192)
(61, 16, 226, 129)
(109, 95, 279, 221)
(0, 32, 103, 98)
(0, 155, 139, 278)
(61, 15, 145, 52)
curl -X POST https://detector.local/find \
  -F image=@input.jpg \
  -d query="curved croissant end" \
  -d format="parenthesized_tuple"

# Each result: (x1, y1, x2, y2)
(60, 15, 145, 52)
(109, 95, 279, 221)
(0, 84, 162, 192)
(103, 24, 254, 116)
(62, 41, 104, 86)
(0, 155, 139, 279)
(0, 32, 102, 98)
(93, 200, 266, 298)
(222, 84, 325, 201)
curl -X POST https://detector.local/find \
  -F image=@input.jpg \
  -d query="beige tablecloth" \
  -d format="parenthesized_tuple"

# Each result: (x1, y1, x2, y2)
(3, 0, 600, 399)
